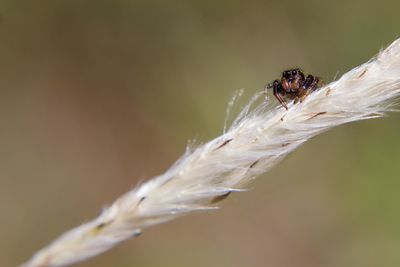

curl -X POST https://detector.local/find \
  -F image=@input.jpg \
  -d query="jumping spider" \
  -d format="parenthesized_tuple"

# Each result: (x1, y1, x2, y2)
(265, 68, 321, 110)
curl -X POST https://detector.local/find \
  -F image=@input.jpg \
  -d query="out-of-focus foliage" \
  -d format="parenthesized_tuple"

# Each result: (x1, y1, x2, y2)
(1, 1, 400, 267)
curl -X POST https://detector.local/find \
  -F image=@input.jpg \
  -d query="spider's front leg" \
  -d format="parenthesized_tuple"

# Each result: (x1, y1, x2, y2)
(264, 82, 273, 99)
(272, 80, 288, 110)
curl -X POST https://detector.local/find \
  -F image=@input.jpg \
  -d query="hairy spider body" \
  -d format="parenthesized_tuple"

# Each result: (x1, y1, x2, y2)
(265, 68, 321, 109)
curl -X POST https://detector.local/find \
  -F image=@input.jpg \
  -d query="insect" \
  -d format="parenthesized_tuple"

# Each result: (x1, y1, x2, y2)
(265, 68, 321, 110)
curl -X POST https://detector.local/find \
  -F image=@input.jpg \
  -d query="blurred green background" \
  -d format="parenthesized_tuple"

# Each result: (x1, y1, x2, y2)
(1, 1, 400, 267)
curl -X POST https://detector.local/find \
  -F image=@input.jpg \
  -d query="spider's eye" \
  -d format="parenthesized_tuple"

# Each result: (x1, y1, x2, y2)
(292, 70, 297, 75)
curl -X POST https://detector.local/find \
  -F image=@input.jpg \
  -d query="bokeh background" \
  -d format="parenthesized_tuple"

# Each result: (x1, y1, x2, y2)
(1, 1, 400, 267)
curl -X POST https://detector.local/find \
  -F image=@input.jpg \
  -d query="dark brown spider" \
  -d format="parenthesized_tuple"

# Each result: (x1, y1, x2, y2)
(264, 68, 321, 110)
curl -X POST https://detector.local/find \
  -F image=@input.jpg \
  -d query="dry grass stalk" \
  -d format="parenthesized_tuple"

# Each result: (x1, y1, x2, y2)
(21, 38, 400, 267)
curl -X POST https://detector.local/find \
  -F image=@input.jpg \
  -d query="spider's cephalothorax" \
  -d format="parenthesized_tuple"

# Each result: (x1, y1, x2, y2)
(265, 68, 321, 110)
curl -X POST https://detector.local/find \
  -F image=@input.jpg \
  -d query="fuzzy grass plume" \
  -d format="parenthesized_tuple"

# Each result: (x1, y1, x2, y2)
(21, 38, 400, 267)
